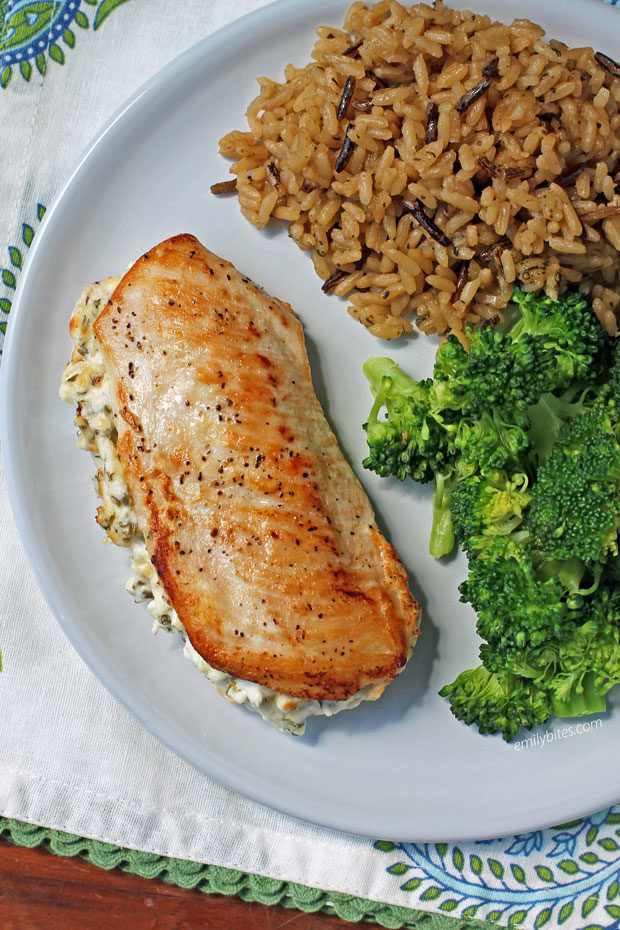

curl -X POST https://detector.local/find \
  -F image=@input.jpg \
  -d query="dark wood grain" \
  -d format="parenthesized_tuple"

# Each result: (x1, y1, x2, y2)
(0, 836, 381, 930)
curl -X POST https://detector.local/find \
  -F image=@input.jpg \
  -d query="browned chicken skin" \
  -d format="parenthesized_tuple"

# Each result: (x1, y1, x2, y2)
(94, 235, 420, 701)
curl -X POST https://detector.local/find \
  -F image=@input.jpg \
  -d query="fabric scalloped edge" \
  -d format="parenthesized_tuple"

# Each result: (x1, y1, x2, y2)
(0, 817, 496, 929)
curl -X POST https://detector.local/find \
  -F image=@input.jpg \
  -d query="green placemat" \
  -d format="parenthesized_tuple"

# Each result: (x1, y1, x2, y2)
(1, 817, 493, 929)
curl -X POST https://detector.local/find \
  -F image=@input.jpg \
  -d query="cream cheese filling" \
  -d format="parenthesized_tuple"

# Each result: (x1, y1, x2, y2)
(60, 279, 381, 734)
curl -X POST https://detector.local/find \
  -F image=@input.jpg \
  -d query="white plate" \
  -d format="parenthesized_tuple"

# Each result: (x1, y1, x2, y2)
(3, 0, 620, 842)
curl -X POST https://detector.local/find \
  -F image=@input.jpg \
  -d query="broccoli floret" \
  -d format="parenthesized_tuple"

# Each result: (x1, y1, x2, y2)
(608, 339, 620, 403)
(362, 292, 597, 490)
(362, 290, 608, 490)
(432, 326, 553, 420)
(526, 385, 598, 467)
(527, 408, 620, 564)
(536, 557, 602, 597)
(362, 292, 604, 494)
(450, 470, 530, 560)
(461, 554, 578, 657)
(362, 357, 455, 483)
(547, 405, 620, 481)
(439, 666, 551, 741)
(586, 586, 620, 694)
(464, 327, 553, 413)
(455, 409, 531, 473)
(427, 460, 481, 558)
(444, 568, 620, 739)
(510, 288, 608, 388)
(490, 584, 620, 720)
(432, 334, 468, 385)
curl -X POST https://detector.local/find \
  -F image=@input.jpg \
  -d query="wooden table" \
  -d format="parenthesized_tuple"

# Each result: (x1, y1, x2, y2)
(0, 836, 383, 929)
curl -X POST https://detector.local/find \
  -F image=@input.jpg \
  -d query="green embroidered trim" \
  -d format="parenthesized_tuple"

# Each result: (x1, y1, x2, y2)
(0, 817, 496, 929)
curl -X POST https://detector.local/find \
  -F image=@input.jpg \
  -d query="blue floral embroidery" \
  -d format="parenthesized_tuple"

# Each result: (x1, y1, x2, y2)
(0, 0, 132, 87)
(505, 832, 544, 858)
(549, 832, 578, 859)
(375, 807, 620, 926)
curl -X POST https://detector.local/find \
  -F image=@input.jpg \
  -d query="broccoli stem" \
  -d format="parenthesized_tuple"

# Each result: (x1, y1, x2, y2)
(363, 356, 413, 397)
(429, 471, 455, 558)
(535, 557, 602, 595)
(363, 357, 407, 447)
(526, 386, 590, 467)
(552, 671, 607, 718)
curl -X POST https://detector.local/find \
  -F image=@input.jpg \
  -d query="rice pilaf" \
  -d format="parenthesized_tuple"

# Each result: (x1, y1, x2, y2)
(217, 0, 620, 342)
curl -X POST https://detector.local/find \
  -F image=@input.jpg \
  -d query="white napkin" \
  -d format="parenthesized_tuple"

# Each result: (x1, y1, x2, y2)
(0, 0, 406, 908)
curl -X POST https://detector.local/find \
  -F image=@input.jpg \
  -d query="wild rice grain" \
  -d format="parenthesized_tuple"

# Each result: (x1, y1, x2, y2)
(210, 180, 238, 195)
(482, 57, 499, 78)
(478, 240, 508, 263)
(402, 199, 452, 248)
(321, 270, 349, 292)
(477, 155, 499, 177)
(365, 69, 388, 88)
(337, 77, 356, 120)
(455, 78, 492, 114)
(425, 102, 439, 144)
(580, 205, 620, 223)
(504, 165, 532, 179)
(552, 163, 584, 188)
(453, 260, 470, 300)
(334, 123, 356, 173)
(594, 51, 620, 80)
(343, 39, 363, 57)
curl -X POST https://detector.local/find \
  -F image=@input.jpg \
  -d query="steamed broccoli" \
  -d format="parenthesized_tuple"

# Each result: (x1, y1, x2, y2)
(362, 289, 610, 552)
(438, 666, 551, 741)
(460, 554, 577, 657)
(424, 459, 481, 559)
(450, 470, 531, 560)
(431, 288, 607, 421)
(361, 286, 620, 740)
(608, 337, 620, 402)
(363, 288, 609, 477)
(443, 581, 620, 738)
(363, 336, 543, 555)
(508, 584, 620, 721)
(454, 409, 532, 473)
(439, 662, 608, 741)
(525, 384, 598, 467)
(429, 469, 458, 558)
(362, 357, 454, 483)
(527, 407, 620, 565)
(510, 287, 609, 388)
(426, 402, 533, 557)
(431, 327, 552, 418)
